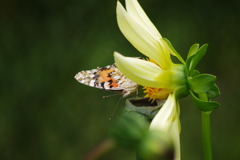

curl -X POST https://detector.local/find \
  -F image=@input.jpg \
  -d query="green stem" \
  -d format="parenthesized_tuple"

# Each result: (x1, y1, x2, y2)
(198, 93, 212, 160)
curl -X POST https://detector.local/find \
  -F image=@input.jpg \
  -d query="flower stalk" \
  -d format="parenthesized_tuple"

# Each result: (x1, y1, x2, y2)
(199, 93, 212, 160)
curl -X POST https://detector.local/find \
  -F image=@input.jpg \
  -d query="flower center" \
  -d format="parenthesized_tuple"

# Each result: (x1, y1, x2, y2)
(143, 87, 173, 103)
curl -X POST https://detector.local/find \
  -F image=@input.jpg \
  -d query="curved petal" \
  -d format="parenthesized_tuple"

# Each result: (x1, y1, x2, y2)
(157, 39, 173, 70)
(168, 116, 181, 160)
(126, 0, 161, 40)
(150, 93, 176, 132)
(150, 93, 181, 160)
(117, 1, 163, 65)
(114, 52, 162, 88)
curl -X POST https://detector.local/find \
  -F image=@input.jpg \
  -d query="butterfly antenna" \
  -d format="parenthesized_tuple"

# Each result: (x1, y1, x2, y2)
(103, 93, 122, 98)
(109, 96, 123, 120)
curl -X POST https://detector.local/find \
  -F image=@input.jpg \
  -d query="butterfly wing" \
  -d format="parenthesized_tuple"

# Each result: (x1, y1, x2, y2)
(74, 64, 138, 97)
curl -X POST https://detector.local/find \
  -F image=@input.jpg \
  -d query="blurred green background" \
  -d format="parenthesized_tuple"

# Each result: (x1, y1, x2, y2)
(1, 0, 239, 159)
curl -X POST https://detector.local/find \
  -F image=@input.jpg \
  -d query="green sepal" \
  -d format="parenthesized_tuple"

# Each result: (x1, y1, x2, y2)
(188, 74, 216, 94)
(190, 70, 200, 77)
(125, 97, 165, 119)
(174, 85, 189, 100)
(186, 55, 194, 74)
(190, 90, 220, 112)
(206, 83, 221, 99)
(187, 43, 199, 59)
(187, 44, 208, 74)
(162, 38, 185, 65)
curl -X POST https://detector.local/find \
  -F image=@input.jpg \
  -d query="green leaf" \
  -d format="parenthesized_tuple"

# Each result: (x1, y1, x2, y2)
(188, 44, 208, 74)
(188, 74, 216, 93)
(187, 43, 199, 59)
(162, 38, 185, 65)
(206, 83, 221, 99)
(125, 97, 165, 117)
(190, 90, 220, 112)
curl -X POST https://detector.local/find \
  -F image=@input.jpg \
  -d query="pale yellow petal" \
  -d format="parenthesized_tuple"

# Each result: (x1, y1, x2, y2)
(150, 93, 180, 160)
(114, 52, 162, 88)
(117, 2, 162, 65)
(125, 0, 161, 40)
(168, 117, 181, 160)
(157, 40, 173, 70)
(150, 93, 176, 131)
(176, 102, 181, 133)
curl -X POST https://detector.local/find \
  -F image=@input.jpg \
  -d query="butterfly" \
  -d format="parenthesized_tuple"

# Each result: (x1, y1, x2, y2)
(74, 64, 138, 98)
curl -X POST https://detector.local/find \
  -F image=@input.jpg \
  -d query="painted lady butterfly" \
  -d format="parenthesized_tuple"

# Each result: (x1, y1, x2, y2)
(74, 64, 138, 98)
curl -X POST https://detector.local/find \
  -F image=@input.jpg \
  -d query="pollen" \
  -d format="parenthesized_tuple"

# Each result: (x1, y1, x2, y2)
(143, 87, 172, 103)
